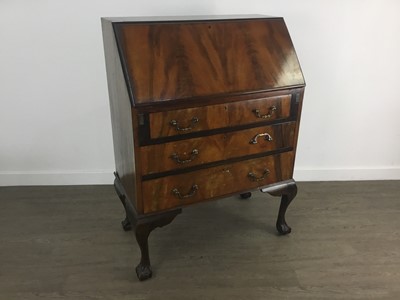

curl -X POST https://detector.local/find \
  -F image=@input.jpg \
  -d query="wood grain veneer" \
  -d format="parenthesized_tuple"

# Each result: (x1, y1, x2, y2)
(114, 19, 304, 105)
(141, 122, 296, 175)
(102, 15, 305, 281)
(142, 152, 295, 213)
(148, 94, 292, 138)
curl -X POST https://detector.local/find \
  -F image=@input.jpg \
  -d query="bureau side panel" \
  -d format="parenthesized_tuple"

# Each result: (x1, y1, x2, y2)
(102, 19, 140, 212)
(290, 88, 305, 176)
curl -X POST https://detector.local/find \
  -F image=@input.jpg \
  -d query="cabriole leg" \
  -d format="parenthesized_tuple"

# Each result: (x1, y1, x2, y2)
(267, 181, 297, 235)
(134, 223, 152, 280)
(114, 177, 132, 231)
(134, 211, 180, 281)
(113, 172, 181, 281)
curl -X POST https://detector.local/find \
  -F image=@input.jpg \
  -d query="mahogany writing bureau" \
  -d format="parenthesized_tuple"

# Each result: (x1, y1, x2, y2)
(102, 15, 305, 281)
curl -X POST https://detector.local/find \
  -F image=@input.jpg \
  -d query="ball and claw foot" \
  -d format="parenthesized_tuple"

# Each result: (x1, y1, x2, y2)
(121, 217, 132, 231)
(136, 263, 152, 281)
(240, 192, 252, 199)
(276, 221, 291, 235)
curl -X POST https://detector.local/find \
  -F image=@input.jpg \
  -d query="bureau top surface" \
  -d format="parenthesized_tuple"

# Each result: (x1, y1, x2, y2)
(109, 15, 305, 106)
(102, 15, 275, 22)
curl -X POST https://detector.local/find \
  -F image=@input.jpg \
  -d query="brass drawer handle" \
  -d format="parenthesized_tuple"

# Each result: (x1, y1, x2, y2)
(252, 106, 277, 119)
(248, 169, 270, 182)
(249, 132, 273, 144)
(170, 117, 199, 131)
(171, 149, 199, 164)
(172, 185, 199, 199)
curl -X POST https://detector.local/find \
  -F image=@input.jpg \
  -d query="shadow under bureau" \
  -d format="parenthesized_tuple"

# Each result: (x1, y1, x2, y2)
(101, 15, 305, 281)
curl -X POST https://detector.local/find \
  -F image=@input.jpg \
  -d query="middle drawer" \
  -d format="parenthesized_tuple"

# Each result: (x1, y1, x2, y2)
(140, 122, 296, 175)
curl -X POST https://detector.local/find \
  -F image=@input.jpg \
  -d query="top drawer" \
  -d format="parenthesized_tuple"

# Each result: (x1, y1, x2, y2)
(148, 95, 292, 139)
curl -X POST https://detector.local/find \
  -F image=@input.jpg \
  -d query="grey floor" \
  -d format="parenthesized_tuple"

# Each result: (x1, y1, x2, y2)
(0, 181, 399, 300)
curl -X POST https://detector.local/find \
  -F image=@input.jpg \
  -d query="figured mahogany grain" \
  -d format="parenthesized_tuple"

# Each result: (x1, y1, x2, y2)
(149, 94, 291, 139)
(149, 103, 228, 139)
(141, 122, 296, 175)
(103, 15, 306, 280)
(227, 95, 291, 126)
(115, 19, 304, 105)
(142, 152, 294, 213)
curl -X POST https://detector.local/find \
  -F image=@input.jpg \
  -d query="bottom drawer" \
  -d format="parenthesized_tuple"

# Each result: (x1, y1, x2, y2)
(142, 152, 294, 213)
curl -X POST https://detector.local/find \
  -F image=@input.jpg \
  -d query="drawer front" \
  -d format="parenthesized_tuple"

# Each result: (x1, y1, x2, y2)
(141, 122, 296, 175)
(149, 105, 228, 139)
(142, 152, 294, 213)
(227, 95, 291, 126)
(149, 95, 291, 139)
